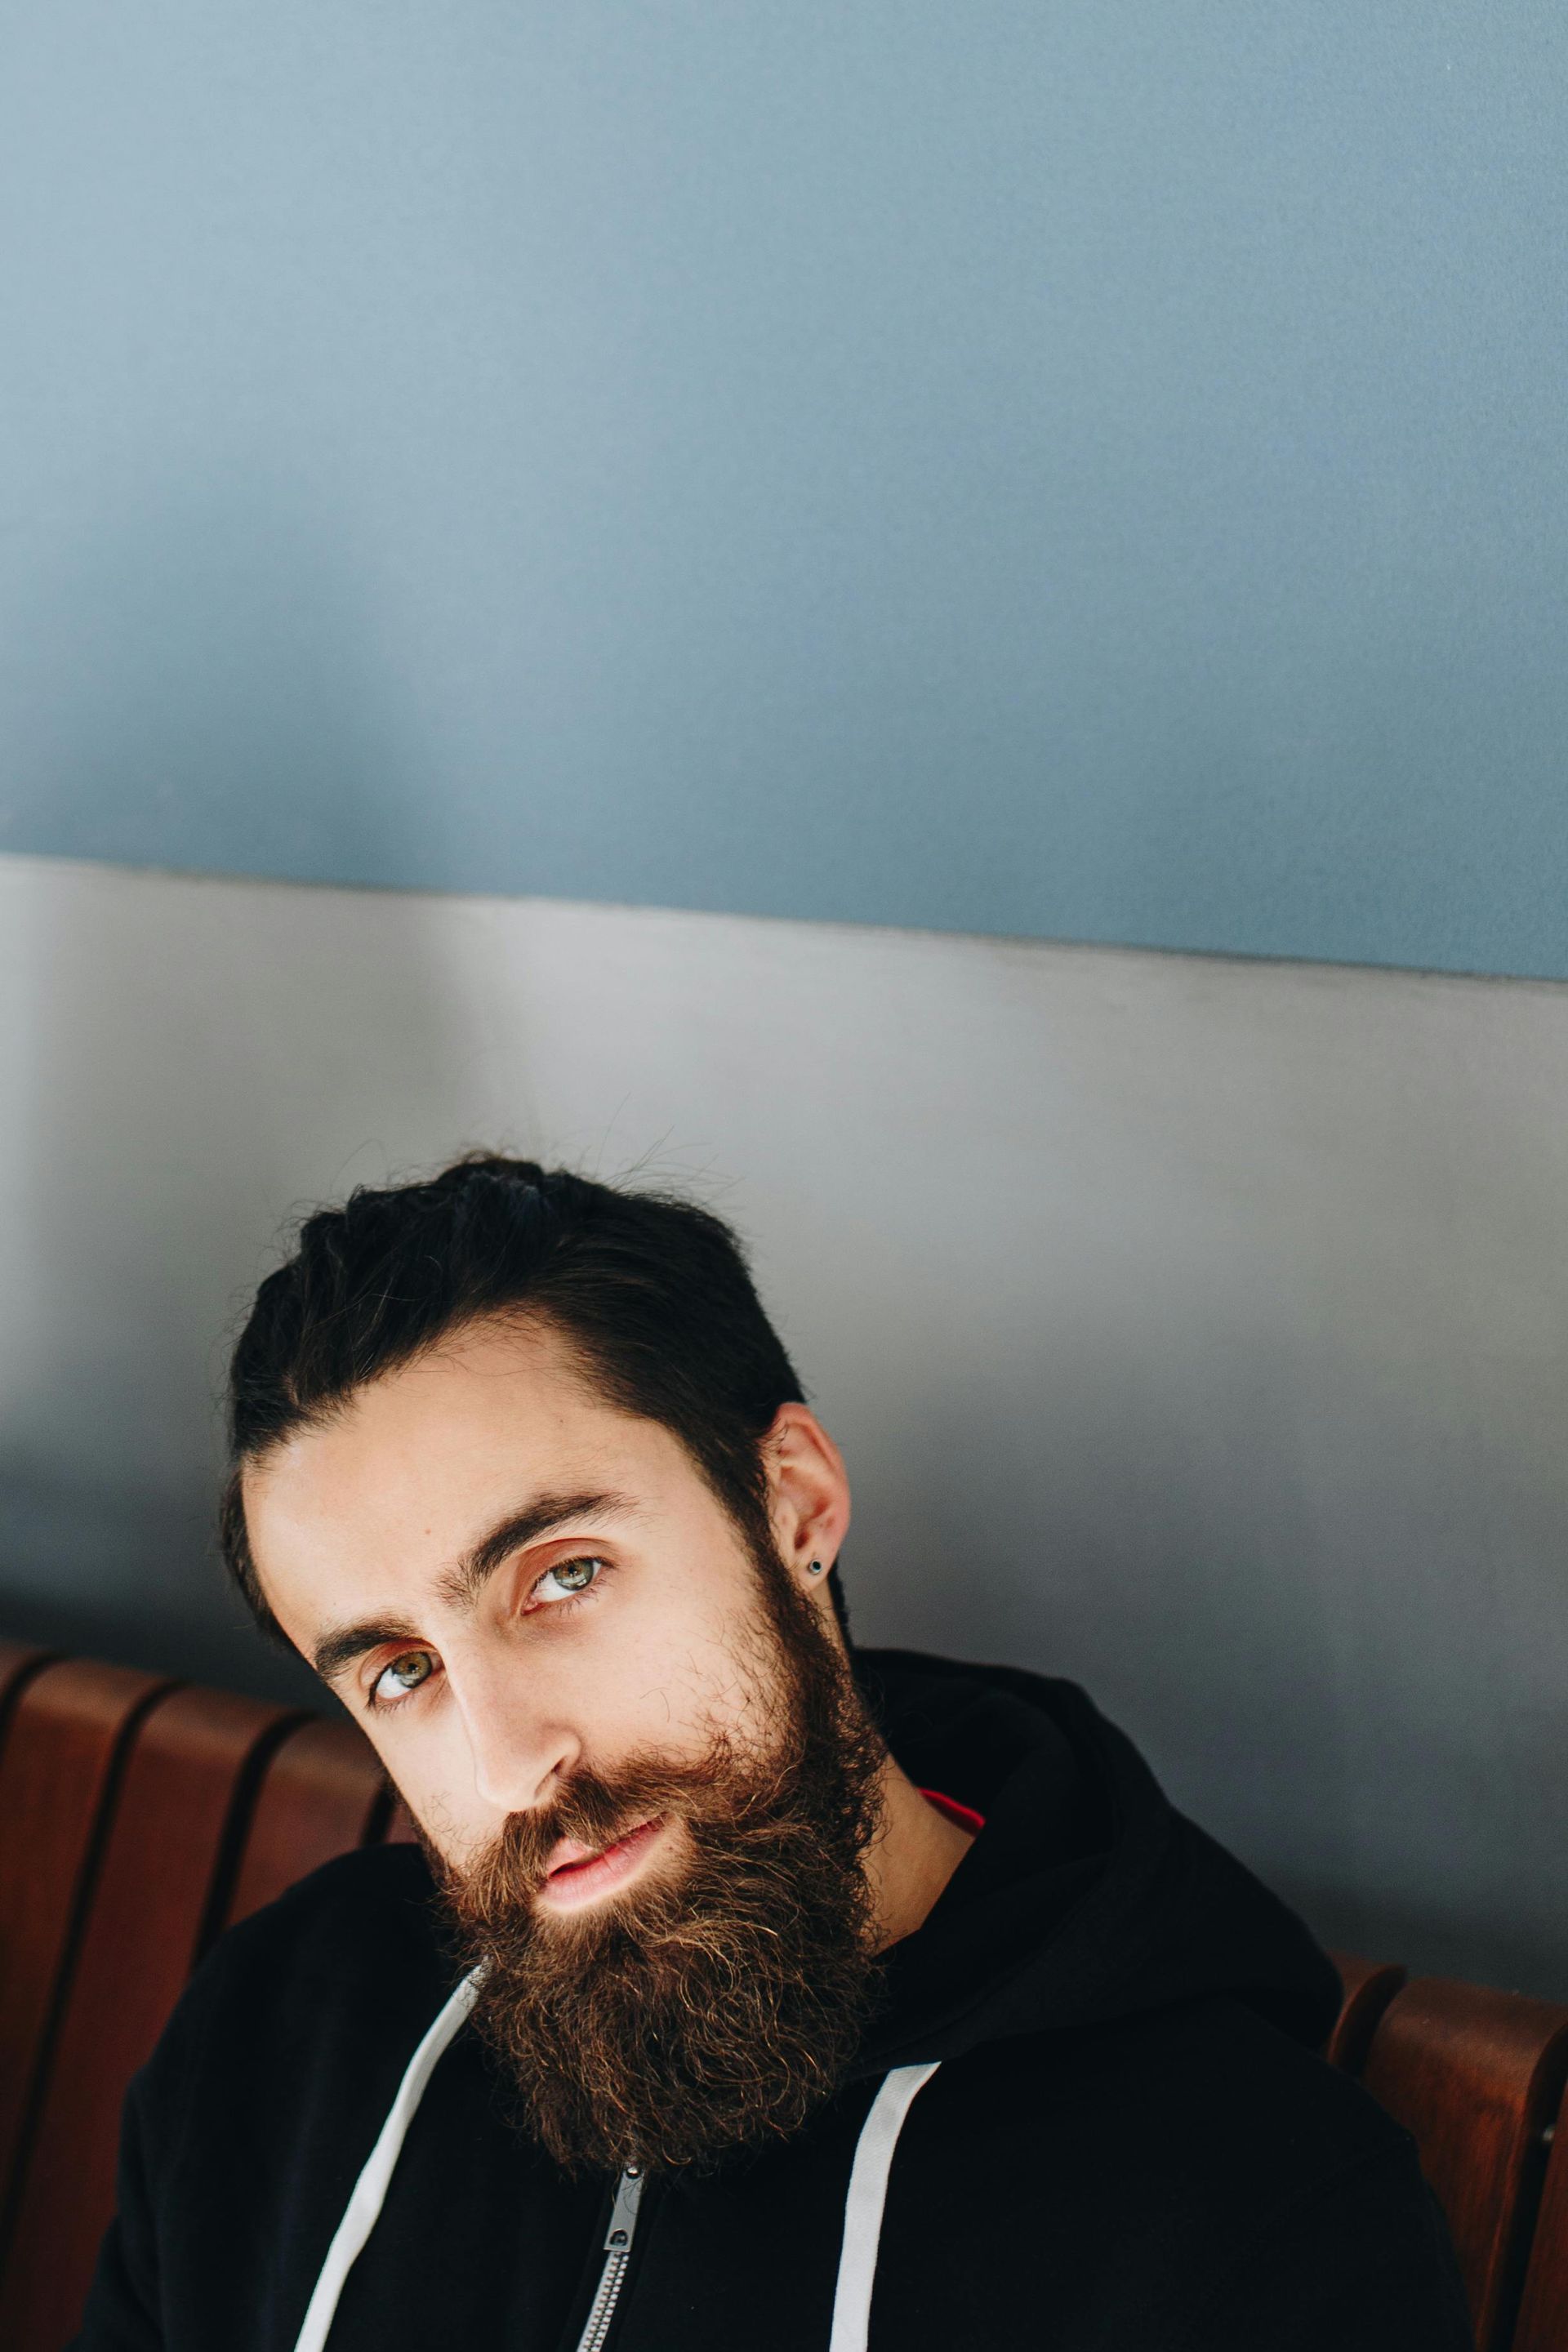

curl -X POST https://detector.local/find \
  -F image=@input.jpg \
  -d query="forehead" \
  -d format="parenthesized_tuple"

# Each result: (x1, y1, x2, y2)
(244, 1317, 694, 1605)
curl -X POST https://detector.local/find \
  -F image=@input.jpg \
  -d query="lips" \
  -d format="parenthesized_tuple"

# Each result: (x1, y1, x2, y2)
(544, 1829, 636, 1876)
(537, 1815, 668, 1910)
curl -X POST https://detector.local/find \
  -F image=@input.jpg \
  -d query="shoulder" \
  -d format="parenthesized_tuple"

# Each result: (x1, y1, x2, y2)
(200, 1841, 452, 2048)
(963, 1993, 1413, 2180)
(1124, 1999, 1469, 2346)
(893, 2006, 1468, 2345)
(131, 1844, 454, 2171)
(920, 1997, 1427, 2264)
(210, 1841, 445, 1996)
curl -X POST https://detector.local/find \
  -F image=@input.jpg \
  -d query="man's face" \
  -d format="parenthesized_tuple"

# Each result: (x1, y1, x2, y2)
(246, 1315, 886, 2172)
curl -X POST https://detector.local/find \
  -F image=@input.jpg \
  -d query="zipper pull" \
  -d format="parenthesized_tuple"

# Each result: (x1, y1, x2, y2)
(603, 2166, 644, 2252)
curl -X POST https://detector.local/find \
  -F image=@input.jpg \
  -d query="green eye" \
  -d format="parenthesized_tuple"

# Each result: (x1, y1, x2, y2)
(536, 1555, 604, 1602)
(373, 1649, 435, 1704)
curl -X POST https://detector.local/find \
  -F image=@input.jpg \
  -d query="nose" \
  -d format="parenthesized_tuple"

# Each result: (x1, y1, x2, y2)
(448, 1649, 581, 1817)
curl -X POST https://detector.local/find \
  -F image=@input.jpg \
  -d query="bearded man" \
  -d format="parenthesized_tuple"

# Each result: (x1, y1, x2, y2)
(77, 1157, 1470, 2350)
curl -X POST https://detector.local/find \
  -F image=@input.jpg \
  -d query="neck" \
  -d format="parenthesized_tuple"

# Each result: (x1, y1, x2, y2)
(864, 1755, 977, 1950)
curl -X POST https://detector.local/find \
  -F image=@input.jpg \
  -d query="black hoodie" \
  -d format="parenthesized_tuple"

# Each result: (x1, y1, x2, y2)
(74, 1653, 1472, 2350)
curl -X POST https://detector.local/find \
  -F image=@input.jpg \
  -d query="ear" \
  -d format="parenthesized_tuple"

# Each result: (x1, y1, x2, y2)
(761, 1402, 851, 1610)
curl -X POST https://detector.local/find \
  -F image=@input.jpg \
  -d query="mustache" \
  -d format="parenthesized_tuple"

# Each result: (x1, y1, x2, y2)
(444, 1735, 792, 1909)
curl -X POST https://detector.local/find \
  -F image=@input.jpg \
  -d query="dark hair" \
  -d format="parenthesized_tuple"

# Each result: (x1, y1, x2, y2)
(220, 1155, 849, 1646)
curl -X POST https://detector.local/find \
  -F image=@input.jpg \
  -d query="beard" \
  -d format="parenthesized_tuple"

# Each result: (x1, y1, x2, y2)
(438, 1554, 889, 2176)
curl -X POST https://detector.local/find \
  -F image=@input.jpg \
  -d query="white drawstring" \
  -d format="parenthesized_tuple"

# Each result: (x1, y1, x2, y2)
(828, 2062, 941, 2352)
(291, 1971, 937, 2352)
(290, 1967, 483, 2352)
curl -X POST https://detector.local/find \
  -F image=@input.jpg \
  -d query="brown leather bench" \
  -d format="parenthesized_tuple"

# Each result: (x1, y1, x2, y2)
(0, 1638, 1564, 2352)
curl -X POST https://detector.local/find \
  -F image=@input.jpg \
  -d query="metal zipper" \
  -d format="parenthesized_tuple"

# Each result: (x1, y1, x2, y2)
(572, 2167, 645, 2352)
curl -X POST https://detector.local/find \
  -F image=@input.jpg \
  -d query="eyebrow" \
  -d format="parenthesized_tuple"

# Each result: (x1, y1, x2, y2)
(310, 1486, 639, 1682)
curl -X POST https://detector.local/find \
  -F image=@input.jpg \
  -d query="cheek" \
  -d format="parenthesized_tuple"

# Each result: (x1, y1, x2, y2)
(608, 1570, 777, 1759)
(369, 1711, 494, 1864)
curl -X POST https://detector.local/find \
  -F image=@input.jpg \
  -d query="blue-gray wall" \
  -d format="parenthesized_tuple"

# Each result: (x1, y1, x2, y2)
(2, 3, 1565, 973)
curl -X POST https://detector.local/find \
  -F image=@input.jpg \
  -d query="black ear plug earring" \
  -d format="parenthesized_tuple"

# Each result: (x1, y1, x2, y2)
(807, 1558, 825, 1575)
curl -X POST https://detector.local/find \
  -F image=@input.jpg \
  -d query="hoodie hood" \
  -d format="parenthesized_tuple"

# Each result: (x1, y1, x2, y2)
(855, 1648, 1340, 2074)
